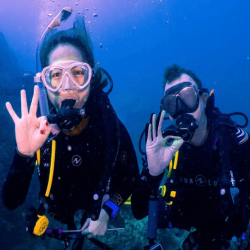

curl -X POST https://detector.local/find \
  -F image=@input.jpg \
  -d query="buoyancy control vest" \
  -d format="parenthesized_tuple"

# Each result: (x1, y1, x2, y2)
(35, 91, 121, 219)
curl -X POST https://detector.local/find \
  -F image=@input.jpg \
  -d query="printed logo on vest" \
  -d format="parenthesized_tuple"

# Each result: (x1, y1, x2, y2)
(195, 175, 207, 186)
(71, 155, 82, 167)
(42, 148, 50, 156)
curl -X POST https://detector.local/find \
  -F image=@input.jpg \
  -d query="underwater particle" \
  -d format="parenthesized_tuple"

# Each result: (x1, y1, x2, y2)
(58, 4, 60, 6)
(49, 194, 54, 200)
(94, 7, 97, 10)
(86, 8, 89, 11)
(75, 2, 78, 5)
(88, 21, 90, 23)
(48, 13, 53, 17)
(78, 11, 81, 14)
(43, 203, 49, 209)
(58, 176, 61, 180)
(93, 13, 98, 17)
(167, 20, 169, 23)
(100, 43, 103, 48)
(247, 57, 249, 60)
(93, 194, 99, 200)
(53, 9, 55, 11)
(68, 145, 72, 151)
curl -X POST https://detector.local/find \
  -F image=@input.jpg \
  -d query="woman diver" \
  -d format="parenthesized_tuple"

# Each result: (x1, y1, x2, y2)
(2, 11, 139, 250)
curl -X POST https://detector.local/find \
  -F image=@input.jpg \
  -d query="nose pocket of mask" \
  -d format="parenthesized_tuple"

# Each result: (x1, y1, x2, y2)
(62, 72, 74, 91)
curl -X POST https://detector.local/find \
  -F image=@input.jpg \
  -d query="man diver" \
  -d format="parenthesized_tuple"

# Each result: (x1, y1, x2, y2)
(131, 64, 250, 250)
(2, 14, 139, 249)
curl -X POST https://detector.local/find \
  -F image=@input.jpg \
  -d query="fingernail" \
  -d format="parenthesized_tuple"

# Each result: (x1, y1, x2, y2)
(40, 130, 44, 135)
(46, 122, 48, 126)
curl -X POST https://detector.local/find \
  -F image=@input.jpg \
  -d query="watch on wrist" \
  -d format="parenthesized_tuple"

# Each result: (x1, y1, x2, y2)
(102, 200, 120, 220)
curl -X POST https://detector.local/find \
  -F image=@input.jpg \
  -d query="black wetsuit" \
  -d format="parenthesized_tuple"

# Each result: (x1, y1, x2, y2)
(132, 116, 250, 249)
(3, 91, 139, 229)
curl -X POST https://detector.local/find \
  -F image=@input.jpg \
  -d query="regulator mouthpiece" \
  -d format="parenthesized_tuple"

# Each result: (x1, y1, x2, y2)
(47, 99, 86, 132)
(162, 114, 199, 142)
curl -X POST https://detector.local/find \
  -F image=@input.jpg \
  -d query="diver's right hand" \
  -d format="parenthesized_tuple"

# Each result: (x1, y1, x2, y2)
(6, 86, 51, 156)
(146, 110, 184, 176)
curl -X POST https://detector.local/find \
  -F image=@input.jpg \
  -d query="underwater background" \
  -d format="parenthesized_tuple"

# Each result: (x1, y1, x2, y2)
(0, 0, 250, 249)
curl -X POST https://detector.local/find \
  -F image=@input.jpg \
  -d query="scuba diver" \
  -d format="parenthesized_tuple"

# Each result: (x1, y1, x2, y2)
(131, 64, 250, 250)
(2, 10, 139, 250)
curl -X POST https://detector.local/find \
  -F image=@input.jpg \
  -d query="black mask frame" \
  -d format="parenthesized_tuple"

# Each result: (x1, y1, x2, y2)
(160, 82, 209, 119)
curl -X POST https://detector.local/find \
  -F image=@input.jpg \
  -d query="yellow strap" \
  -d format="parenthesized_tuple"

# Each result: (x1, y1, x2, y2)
(45, 140, 56, 197)
(170, 191, 176, 198)
(166, 150, 179, 177)
(161, 185, 167, 197)
(173, 150, 179, 170)
(166, 160, 173, 178)
(124, 195, 132, 205)
(36, 150, 41, 167)
(169, 159, 173, 171)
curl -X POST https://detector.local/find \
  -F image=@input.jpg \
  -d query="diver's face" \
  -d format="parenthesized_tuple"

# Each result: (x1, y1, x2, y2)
(47, 44, 91, 110)
(164, 73, 206, 127)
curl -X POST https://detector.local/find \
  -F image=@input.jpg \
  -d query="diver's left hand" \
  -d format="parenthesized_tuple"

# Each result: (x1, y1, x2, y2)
(81, 209, 109, 238)
(146, 111, 184, 176)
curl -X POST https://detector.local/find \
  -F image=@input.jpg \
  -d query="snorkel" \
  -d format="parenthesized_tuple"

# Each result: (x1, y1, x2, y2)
(36, 7, 73, 73)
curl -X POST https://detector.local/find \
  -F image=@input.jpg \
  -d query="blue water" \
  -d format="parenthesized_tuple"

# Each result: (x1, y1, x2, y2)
(0, 0, 250, 249)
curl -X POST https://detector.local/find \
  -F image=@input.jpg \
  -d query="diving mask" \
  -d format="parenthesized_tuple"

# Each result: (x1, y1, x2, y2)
(41, 60, 92, 92)
(160, 82, 208, 119)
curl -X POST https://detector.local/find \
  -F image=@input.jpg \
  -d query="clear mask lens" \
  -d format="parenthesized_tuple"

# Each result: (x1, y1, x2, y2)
(42, 62, 92, 91)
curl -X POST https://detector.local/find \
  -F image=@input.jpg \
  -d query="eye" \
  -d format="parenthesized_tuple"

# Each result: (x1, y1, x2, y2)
(72, 67, 85, 76)
(51, 69, 62, 78)
(52, 72, 62, 77)
(73, 70, 84, 76)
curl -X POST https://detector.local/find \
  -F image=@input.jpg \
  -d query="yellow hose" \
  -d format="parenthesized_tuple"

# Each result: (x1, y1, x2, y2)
(173, 150, 179, 170)
(36, 150, 41, 167)
(45, 140, 56, 197)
